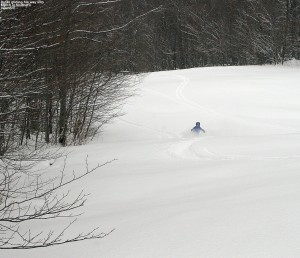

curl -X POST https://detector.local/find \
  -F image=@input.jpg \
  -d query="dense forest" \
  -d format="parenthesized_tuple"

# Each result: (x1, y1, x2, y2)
(0, 0, 299, 249)
(1, 0, 299, 154)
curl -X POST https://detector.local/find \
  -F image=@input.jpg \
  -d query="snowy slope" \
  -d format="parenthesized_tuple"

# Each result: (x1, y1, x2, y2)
(4, 64, 300, 258)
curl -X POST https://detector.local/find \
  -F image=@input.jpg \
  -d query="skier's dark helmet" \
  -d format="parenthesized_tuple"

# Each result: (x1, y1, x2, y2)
(196, 122, 200, 126)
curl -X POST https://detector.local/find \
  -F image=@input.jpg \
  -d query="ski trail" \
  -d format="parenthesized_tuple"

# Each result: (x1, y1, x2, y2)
(175, 75, 188, 101)
(174, 75, 222, 117)
(170, 75, 300, 161)
(173, 74, 294, 132)
(143, 75, 221, 117)
(169, 142, 300, 161)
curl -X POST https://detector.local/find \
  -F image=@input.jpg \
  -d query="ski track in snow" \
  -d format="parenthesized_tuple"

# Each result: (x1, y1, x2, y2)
(174, 74, 221, 116)
(142, 73, 300, 161)
(167, 136, 300, 161)
(145, 74, 223, 117)
(173, 73, 294, 132)
(142, 73, 300, 162)
(163, 73, 300, 161)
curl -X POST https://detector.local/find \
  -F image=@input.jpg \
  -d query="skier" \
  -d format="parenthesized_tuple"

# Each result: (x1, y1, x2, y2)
(191, 122, 205, 134)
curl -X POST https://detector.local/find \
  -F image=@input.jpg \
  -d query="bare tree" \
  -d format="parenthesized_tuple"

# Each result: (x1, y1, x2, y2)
(0, 152, 115, 249)
(0, 1, 159, 249)
(0, 0, 159, 151)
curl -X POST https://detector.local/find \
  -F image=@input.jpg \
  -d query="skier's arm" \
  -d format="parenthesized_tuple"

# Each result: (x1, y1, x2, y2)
(200, 128, 206, 133)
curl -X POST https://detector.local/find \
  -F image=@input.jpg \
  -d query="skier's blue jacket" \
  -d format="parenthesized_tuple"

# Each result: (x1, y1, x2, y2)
(191, 122, 205, 133)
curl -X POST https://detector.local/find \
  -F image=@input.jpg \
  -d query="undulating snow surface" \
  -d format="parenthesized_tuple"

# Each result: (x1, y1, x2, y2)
(4, 64, 300, 258)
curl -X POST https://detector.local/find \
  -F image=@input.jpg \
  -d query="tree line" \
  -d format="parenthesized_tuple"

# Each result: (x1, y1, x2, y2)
(125, 0, 300, 71)
(0, 0, 140, 156)
(1, 0, 299, 154)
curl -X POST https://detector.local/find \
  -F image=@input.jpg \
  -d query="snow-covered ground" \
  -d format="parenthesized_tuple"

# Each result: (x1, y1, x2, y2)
(4, 63, 300, 258)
